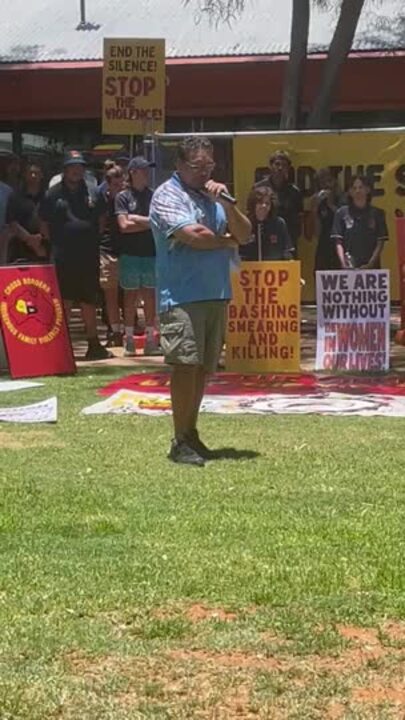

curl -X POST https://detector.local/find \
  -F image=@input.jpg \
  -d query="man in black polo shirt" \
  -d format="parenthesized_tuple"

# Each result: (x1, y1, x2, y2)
(39, 150, 111, 360)
(115, 156, 159, 356)
(255, 150, 303, 258)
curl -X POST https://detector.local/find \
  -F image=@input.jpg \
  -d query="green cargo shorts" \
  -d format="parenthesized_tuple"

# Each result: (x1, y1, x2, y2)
(159, 301, 227, 373)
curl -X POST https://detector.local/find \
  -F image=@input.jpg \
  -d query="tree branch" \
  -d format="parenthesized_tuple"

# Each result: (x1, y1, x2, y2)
(183, 0, 245, 25)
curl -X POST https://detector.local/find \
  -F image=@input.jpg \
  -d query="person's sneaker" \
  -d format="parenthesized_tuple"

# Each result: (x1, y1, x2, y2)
(168, 439, 205, 466)
(112, 331, 124, 347)
(123, 336, 136, 357)
(186, 429, 212, 459)
(144, 339, 162, 356)
(85, 341, 113, 361)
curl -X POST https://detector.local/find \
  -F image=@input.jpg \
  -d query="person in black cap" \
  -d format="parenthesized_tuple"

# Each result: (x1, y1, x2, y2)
(115, 156, 159, 356)
(39, 150, 112, 360)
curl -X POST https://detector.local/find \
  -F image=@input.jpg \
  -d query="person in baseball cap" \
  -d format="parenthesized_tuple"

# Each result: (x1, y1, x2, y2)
(127, 156, 156, 172)
(63, 149, 87, 166)
(39, 150, 112, 361)
(115, 155, 159, 357)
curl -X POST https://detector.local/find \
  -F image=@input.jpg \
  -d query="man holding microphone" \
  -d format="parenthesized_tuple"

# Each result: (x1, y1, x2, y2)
(150, 136, 251, 466)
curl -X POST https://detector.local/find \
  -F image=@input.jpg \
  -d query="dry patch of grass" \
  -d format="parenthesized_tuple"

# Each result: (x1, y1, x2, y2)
(0, 430, 64, 450)
(63, 620, 405, 718)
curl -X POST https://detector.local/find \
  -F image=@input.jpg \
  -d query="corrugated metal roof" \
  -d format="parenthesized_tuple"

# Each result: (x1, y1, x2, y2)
(0, 0, 403, 63)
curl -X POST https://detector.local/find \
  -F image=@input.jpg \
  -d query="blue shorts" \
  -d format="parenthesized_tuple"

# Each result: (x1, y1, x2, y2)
(119, 255, 156, 290)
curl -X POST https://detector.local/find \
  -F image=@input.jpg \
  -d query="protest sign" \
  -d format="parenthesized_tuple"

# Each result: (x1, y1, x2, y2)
(102, 38, 165, 135)
(225, 261, 301, 372)
(0, 265, 76, 378)
(316, 270, 390, 372)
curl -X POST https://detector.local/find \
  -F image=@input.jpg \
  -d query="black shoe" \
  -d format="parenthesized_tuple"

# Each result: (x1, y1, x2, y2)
(168, 439, 205, 467)
(186, 429, 212, 459)
(85, 341, 113, 361)
(106, 331, 123, 348)
(112, 331, 124, 347)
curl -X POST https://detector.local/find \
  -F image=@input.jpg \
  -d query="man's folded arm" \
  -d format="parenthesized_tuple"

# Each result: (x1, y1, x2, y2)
(172, 224, 237, 250)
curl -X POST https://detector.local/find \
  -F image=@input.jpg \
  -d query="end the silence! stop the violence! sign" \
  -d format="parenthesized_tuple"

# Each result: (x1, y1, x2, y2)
(316, 269, 390, 372)
(0, 265, 76, 378)
(102, 38, 165, 135)
(226, 261, 301, 373)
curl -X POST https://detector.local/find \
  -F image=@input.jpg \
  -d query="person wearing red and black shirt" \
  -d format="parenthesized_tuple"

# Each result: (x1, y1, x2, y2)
(39, 150, 111, 361)
(331, 175, 388, 269)
(255, 150, 303, 258)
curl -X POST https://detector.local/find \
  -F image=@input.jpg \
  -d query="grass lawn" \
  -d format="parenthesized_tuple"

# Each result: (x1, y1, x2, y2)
(0, 366, 404, 719)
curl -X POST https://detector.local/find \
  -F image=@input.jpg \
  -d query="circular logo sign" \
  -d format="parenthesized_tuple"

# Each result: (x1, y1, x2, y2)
(0, 277, 63, 346)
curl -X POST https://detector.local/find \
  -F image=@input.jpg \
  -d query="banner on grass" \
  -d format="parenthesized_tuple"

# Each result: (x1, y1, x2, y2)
(316, 270, 390, 372)
(0, 265, 76, 378)
(82, 388, 405, 418)
(226, 261, 301, 373)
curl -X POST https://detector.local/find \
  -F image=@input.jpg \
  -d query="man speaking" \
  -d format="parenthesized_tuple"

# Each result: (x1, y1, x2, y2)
(150, 136, 251, 466)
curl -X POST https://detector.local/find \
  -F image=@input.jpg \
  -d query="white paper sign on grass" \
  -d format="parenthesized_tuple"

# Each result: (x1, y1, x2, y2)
(0, 397, 57, 423)
(0, 381, 43, 393)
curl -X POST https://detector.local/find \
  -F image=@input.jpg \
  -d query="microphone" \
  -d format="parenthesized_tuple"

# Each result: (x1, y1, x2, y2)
(203, 184, 237, 205)
(218, 190, 237, 205)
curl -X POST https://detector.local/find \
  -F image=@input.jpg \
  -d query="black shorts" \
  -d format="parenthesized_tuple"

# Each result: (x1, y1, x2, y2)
(56, 262, 99, 304)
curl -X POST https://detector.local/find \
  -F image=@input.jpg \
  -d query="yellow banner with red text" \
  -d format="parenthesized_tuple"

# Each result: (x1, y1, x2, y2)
(226, 261, 301, 373)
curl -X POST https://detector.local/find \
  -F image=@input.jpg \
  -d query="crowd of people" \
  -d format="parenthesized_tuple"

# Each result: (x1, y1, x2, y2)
(0, 149, 390, 358)
(243, 150, 389, 271)
(0, 150, 159, 360)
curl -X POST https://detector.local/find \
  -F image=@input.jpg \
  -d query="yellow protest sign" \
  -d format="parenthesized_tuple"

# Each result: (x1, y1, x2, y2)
(226, 261, 301, 373)
(102, 38, 165, 135)
(233, 130, 405, 300)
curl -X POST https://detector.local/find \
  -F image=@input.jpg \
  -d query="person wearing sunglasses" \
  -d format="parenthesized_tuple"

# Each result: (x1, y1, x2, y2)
(150, 136, 251, 466)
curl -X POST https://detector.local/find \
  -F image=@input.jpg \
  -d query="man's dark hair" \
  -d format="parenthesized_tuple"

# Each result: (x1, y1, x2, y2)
(177, 136, 214, 162)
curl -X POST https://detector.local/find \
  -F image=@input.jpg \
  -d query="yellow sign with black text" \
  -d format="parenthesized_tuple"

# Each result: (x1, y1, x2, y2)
(226, 261, 301, 373)
(233, 130, 405, 300)
(102, 38, 165, 135)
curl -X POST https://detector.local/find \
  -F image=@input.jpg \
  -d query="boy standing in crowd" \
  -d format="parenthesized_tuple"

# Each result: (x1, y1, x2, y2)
(115, 156, 159, 356)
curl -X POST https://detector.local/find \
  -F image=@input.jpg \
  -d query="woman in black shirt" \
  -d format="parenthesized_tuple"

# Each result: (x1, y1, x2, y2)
(6, 161, 48, 263)
(241, 186, 293, 262)
(331, 175, 388, 269)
